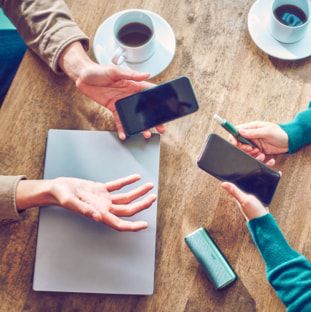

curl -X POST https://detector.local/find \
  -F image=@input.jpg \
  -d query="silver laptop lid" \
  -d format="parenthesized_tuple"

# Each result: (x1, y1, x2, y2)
(33, 130, 160, 294)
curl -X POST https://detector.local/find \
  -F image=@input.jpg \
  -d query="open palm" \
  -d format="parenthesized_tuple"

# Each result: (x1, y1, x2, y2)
(50, 174, 156, 231)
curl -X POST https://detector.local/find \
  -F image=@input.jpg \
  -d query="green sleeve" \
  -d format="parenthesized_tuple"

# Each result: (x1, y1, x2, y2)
(248, 214, 311, 312)
(279, 102, 311, 153)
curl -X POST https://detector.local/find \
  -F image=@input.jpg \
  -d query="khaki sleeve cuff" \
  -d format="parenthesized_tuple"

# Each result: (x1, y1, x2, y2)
(0, 175, 26, 223)
(44, 24, 89, 74)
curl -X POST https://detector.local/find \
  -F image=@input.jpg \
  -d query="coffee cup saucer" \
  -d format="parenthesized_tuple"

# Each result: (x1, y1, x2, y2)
(248, 0, 311, 60)
(93, 9, 176, 78)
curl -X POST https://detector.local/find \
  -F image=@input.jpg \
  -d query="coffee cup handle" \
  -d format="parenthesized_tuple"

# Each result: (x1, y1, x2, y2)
(112, 47, 126, 65)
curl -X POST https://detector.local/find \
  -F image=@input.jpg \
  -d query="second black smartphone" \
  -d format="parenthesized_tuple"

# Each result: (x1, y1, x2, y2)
(197, 134, 280, 206)
(115, 76, 199, 136)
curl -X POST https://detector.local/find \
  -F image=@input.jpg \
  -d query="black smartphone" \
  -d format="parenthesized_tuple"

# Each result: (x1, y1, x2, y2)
(115, 76, 199, 136)
(197, 134, 280, 206)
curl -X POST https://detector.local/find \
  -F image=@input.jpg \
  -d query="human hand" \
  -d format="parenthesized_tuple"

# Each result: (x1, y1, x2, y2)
(58, 42, 165, 140)
(228, 121, 289, 166)
(16, 175, 156, 231)
(76, 63, 165, 139)
(49, 175, 156, 231)
(221, 182, 268, 221)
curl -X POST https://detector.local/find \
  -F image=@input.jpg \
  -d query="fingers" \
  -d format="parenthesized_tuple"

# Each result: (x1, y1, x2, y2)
(111, 194, 156, 217)
(143, 130, 152, 139)
(221, 182, 268, 221)
(105, 174, 141, 191)
(228, 134, 238, 146)
(239, 127, 269, 140)
(142, 124, 165, 139)
(228, 134, 258, 155)
(236, 121, 269, 130)
(97, 212, 149, 231)
(221, 182, 246, 205)
(112, 110, 127, 140)
(266, 158, 276, 167)
(255, 153, 266, 162)
(155, 124, 166, 134)
(111, 182, 154, 204)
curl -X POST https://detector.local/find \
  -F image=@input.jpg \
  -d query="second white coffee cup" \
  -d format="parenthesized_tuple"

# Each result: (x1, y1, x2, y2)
(270, 0, 310, 43)
(112, 11, 156, 65)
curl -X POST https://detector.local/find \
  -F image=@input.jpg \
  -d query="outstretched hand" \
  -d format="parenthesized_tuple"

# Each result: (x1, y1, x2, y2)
(50, 175, 156, 231)
(228, 121, 289, 166)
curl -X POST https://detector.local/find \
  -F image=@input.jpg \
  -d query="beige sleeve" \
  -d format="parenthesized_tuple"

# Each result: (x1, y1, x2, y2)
(0, 175, 26, 223)
(0, 0, 89, 74)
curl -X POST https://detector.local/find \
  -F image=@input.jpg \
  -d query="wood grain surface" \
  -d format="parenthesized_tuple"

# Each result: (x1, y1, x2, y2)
(0, 0, 311, 311)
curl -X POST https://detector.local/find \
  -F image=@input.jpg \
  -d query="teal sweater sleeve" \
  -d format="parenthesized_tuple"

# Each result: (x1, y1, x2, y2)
(248, 214, 311, 312)
(279, 102, 311, 153)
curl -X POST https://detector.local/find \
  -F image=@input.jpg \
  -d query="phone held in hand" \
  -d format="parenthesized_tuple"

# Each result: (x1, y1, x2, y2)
(197, 134, 281, 206)
(115, 76, 199, 136)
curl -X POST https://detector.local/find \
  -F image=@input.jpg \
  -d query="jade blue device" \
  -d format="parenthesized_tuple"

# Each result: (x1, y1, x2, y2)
(197, 134, 280, 206)
(214, 114, 258, 148)
(116, 76, 199, 136)
(185, 227, 237, 289)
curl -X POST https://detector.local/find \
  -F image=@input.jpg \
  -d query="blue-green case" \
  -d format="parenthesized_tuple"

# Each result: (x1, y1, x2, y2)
(185, 227, 237, 289)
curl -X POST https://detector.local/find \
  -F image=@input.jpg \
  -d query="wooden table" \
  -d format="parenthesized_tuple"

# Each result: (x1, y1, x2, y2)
(1, 0, 310, 311)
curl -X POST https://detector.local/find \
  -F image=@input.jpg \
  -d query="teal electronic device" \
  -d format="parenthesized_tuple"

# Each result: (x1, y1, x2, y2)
(185, 227, 237, 290)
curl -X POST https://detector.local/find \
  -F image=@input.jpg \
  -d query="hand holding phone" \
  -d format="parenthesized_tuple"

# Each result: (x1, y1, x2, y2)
(197, 134, 281, 206)
(116, 76, 199, 137)
(221, 182, 269, 221)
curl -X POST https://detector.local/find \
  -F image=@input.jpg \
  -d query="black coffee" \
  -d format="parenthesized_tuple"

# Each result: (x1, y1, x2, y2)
(117, 22, 152, 47)
(274, 5, 307, 26)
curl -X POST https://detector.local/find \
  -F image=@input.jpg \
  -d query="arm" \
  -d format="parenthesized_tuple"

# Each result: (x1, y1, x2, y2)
(0, 0, 165, 138)
(1, 175, 156, 231)
(248, 214, 311, 312)
(0, 0, 88, 73)
(227, 102, 311, 161)
(222, 182, 311, 311)
(279, 102, 311, 153)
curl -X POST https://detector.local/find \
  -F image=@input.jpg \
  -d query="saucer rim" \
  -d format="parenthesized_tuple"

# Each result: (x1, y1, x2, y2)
(93, 9, 176, 77)
(248, 0, 311, 61)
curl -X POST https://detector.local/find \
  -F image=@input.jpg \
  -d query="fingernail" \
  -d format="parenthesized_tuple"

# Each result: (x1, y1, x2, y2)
(119, 133, 126, 140)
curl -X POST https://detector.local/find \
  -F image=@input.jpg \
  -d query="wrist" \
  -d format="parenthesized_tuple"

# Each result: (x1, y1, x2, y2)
(58, 41, 94, 82)
(245, 209, 268, 221)
(16, 180, 57, 211)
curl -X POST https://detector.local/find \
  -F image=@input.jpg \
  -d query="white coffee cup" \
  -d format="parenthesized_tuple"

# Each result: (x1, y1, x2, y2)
(112, 11, 156, 65)
(270, 0, 310, 43)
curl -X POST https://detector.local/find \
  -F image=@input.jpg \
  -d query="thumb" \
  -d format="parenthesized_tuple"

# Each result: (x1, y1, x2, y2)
(239, 127, 269, 140)
(221, 182, 246, 205)
(111, 66, 150, 82)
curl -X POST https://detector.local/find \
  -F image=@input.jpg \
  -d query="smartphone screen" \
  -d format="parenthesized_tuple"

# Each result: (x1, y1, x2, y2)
(116, 76, 199, 135)
(197, 134, 280, 206)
